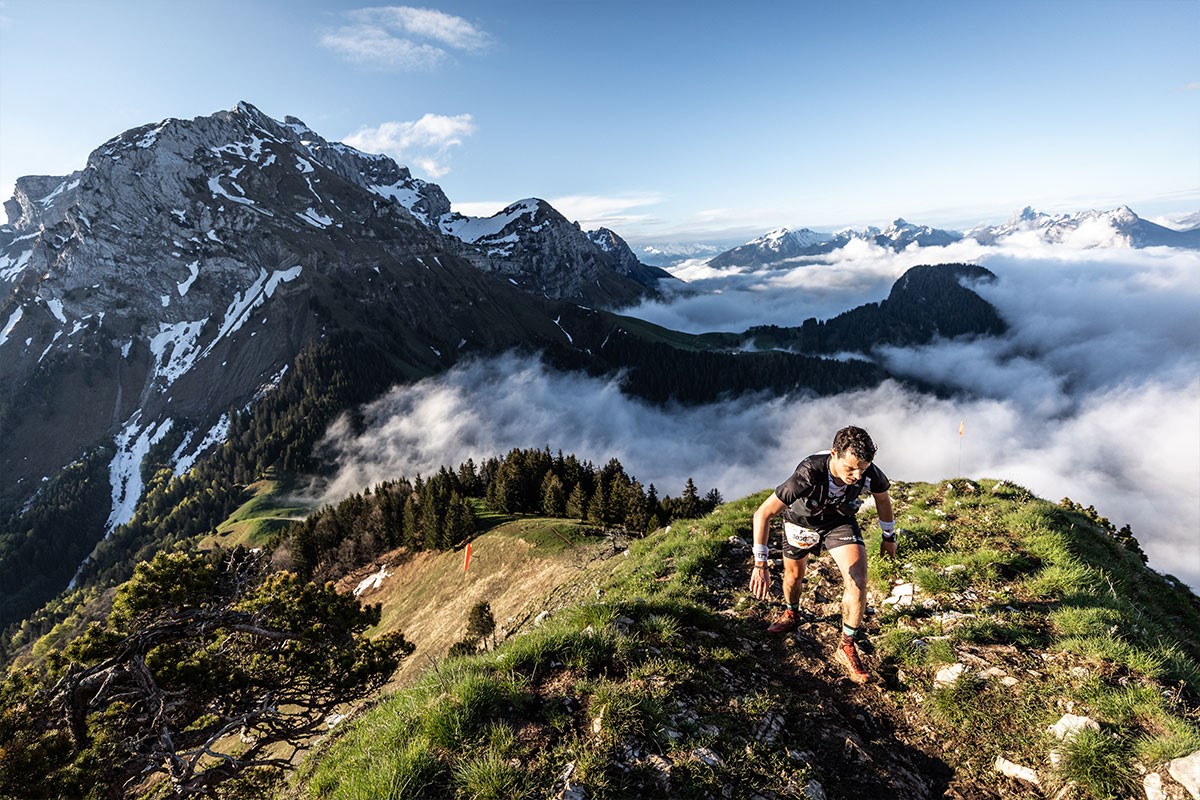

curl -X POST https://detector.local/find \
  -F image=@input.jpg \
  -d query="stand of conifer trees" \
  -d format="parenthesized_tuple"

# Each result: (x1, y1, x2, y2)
(275, 447, 722, 584)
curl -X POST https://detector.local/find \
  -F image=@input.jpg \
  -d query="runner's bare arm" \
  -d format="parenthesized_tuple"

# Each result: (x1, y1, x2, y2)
(750, 494, 786, 599)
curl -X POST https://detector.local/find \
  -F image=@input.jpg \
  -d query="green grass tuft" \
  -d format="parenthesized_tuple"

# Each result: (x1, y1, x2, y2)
(452, 749, 527, 800)
(1050, 728, 1136, 800)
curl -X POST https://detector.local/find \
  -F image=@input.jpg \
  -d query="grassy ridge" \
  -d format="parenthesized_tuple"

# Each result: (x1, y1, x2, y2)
(200, 479, 315, 550)
(285, 480, 1200, 800)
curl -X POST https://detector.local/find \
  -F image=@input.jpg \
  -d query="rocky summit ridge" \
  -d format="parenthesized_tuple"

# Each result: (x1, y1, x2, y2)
(0, 102, 670, 509)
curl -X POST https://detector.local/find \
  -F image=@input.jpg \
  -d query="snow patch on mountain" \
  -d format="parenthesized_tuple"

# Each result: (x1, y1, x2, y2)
(106, 413, 174, 533)
(0, 247, 33, 282)
(369, 181, 428, 224)
(440, 199, 541, 243)
(199, 266, 303, 361)
(39, 178, 81, 208)
(173, 413, 231, 477)
(208, 175, 257, 207)
(149, 319, 209, 386)
(177, 260, 200, 296)
(296, 208, 333, 228)
(47, 298, 67, 324)
(0, 306, 24, 346)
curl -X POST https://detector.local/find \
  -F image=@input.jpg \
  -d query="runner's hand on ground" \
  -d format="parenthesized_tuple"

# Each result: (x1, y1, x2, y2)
(880, 539, 898, 559)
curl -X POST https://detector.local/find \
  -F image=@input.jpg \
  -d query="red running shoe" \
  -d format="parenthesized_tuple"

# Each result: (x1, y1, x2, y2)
(836, 640, 871, 684)
(766, 608, 800, 634)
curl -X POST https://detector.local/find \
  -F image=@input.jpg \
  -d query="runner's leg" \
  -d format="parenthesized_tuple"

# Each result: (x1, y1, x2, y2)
(782, 554, 808, 607)
(828, 542, 868, 632)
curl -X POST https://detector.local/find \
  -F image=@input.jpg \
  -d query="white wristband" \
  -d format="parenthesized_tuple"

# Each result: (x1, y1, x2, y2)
(752, 543, 769, 561)
(879, 520, 896, 540)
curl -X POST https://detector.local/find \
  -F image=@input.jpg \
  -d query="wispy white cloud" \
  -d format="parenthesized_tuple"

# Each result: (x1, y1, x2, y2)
(1176, 81, 1200, 92)
(320, 5, 489, 70)
(343, 113, 475, 177)
(352, 6, 489, 51)
(546, 192, 665, 230)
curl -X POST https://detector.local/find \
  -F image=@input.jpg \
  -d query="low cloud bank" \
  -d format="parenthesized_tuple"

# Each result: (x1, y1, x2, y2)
(310, 355, 1199, 590)
(308, 239, 1200, 589)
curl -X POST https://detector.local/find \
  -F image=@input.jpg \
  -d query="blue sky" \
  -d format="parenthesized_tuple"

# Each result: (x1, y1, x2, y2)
(1, 0, 1197, 243)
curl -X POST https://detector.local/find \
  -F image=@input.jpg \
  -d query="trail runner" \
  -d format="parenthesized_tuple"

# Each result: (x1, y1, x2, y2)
(748, 426, 897, 683)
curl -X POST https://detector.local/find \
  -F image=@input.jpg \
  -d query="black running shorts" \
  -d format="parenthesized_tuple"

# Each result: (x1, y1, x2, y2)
(781, 520, 863, 560)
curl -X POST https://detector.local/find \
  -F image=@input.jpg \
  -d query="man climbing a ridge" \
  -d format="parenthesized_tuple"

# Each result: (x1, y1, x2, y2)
(748, 426, 897, 684)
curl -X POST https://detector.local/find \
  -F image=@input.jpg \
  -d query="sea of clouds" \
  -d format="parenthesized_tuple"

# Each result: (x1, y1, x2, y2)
(309, 233, 1200, 589)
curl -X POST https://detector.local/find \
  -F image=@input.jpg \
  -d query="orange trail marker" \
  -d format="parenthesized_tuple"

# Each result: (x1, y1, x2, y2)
(464, 542, 472, 572)
(958, 420, 965, 476)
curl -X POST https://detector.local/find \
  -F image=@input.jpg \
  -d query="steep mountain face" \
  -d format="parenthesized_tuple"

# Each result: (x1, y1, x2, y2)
(586, 227, 675, 287)
(966, 205, 1200, 249)
(438, 200, 676, 304)
(0, 103, 665, 513)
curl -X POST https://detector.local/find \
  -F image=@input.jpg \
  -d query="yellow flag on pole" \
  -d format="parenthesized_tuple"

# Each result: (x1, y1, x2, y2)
(959, 421, 964, 437)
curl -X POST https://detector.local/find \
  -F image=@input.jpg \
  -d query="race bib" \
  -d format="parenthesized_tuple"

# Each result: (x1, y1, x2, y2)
(784, 522, 821, 547)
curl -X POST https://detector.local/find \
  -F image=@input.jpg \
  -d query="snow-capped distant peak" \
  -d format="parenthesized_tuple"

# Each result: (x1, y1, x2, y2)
(747, 227, 827, 249)
(750, 227, 791, 244)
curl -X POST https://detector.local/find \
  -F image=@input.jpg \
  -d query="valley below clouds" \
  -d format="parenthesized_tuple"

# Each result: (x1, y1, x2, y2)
(312, 238, 1200, 589)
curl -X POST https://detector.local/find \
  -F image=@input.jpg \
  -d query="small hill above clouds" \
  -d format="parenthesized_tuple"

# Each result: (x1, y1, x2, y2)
(292, 478, 1200, 800)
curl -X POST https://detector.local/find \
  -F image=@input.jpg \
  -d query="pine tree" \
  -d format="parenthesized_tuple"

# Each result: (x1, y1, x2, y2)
(624, 480, 651, 535)
(402, 494, 421, 548)
(681, 478, 701, 519)
(541, 473, 567, 517)
(566, 484, 588, 521)
(466, 600, 496, 650)
(421, 492, 444, 549)
(587, 483, 609, 525)
(445, 492, 475, 548)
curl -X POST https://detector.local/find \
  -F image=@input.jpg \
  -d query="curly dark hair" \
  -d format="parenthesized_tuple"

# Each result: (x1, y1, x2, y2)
(832, 426, 876, 462)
